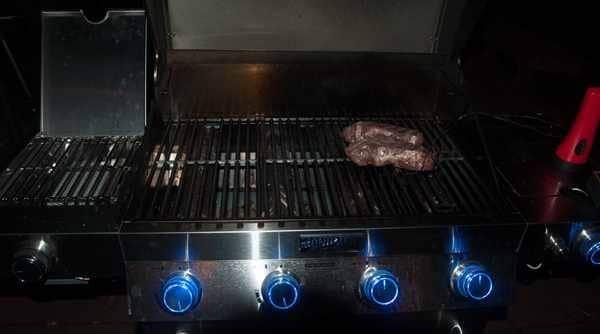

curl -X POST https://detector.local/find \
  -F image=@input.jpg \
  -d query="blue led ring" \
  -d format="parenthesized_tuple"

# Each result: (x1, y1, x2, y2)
(261, 272, 302, 311)
(369, 276, 400, 306)
(462, 271, 493, 300)
(585, 241, 600, 265)
(163, 283, 195, 313)
(362, 269, 401, 307)
(266, 277, 300, 310)
(454, 263, 494, 301)
(160, 273, 201, 314)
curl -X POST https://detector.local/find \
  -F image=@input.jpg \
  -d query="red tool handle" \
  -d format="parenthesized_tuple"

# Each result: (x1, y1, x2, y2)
(555, 87, 600, 165)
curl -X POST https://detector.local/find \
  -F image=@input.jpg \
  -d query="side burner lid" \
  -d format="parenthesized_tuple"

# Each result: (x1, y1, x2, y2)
(41, 10, 146, 137)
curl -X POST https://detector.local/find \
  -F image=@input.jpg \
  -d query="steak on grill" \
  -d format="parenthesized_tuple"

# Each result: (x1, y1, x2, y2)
(341, 121, 424, 146)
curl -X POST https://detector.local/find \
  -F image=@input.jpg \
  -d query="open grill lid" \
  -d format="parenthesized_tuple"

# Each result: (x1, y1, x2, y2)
(147, 0, 469, 55)
(144, 1, 477, 122)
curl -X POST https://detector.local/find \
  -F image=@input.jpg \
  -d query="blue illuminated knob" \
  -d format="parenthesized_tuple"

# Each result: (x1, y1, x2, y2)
(261, 271, 301, 311)
(360, 268, 401, 307)
(451, 262, 494, 301)
(577, 231, 600, 266)
(160, 272, 201, 314)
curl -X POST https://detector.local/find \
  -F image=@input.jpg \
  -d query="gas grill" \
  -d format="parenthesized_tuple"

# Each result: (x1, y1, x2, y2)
(116, 2, 526, 323)
(118, 61, 524, 325)
(0, 1, 529, 332)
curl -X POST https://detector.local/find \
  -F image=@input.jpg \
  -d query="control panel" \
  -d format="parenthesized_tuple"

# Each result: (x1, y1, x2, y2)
(122, 227, 521, 320)
(126, 255, 511, 320)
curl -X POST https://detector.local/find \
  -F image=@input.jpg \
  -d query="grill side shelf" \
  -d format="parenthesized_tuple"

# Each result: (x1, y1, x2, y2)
(0, 136, 142, 208)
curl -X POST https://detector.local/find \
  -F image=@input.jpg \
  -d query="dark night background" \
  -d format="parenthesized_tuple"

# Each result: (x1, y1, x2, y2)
(1, 1, 600, 333)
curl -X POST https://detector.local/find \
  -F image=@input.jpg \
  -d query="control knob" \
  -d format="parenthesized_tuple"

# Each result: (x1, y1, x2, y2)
(450, 261, 494, 301)
(576, 230, 600, 266)
(261, 271, 301, 311)
(159, 272, 202, 314)
(360, 268, 401, 307)
(11, 238, 55, 285)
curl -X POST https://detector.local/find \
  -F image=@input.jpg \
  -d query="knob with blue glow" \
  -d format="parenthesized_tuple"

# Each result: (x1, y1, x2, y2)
(450, 262, 494, 301)
(160, 272, 202, 314)
(261, 271, 301, 311)
(577, 231, 600, 266)
(360, 268, 401, 307)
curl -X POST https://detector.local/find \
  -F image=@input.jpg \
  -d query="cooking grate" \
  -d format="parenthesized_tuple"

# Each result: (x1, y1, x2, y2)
(130, 118, 503, 222)
(0, 136, 141, 207)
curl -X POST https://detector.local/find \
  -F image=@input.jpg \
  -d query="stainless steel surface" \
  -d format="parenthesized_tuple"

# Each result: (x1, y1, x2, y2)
(122, 226, 522, 320)
(126, 255, 514, 321)
(166, 0, 446, 53)
(41, 10, 146, 137)
(121, 226, 525, 259)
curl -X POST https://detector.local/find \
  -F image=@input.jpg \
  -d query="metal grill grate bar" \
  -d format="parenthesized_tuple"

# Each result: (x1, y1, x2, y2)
(130, 118, 501, 223)
(0, 137, 141, 207)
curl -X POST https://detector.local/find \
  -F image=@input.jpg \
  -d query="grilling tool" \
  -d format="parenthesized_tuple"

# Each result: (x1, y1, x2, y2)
(556, 87, 600, 166)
